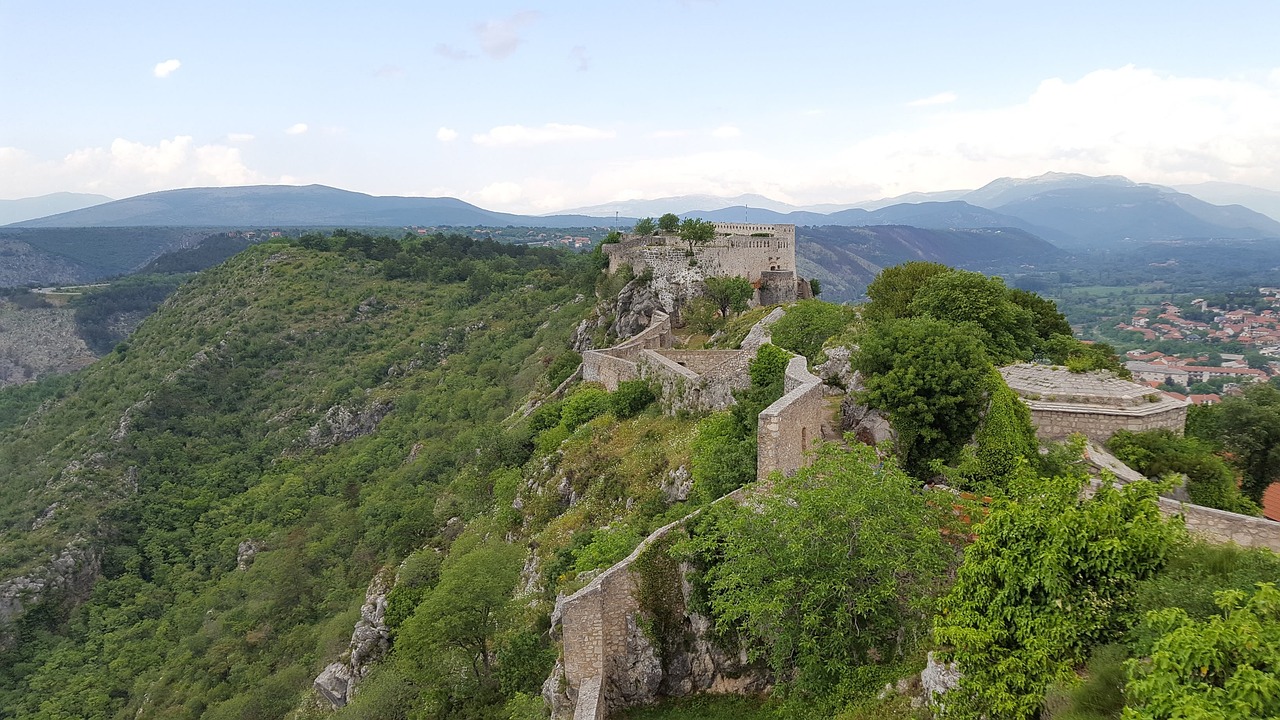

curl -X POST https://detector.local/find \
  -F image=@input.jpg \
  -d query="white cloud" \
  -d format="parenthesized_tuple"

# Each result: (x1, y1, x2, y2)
(0, 136, 263, 199)
(570, 46, 590, 72)
(436, 127, 459, 142)
(832, 66, 1280, 195)
(285, 123, 309, 135)
(227, 133, 255, 143)
(474, 181, 524, 206)
(711, 125, 742, 139)
(152, 59, 181, 79)
(475, 11, 539, 59)
(472, 123, 615, 147)
(906, 91, 958, 107)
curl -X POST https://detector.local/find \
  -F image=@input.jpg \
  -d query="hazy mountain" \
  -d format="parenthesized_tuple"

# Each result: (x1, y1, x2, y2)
(9, 185, 615, 229)
(842, 189, 973, 211)
(554, 193, 803, 217)
(0, 192, 112, 225)
(993, 184, 1280, 246)
(797, 224, 1062, 302)
(1175, 181, 1280, 223)
(962, 172, 1136, 208)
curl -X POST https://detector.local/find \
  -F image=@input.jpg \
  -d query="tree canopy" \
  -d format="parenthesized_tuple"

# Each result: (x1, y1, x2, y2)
(657, 212, 680, 233)
(678, 218, 717, 254)
(702, 276, 754, 318)
(632, 217, 657, 235)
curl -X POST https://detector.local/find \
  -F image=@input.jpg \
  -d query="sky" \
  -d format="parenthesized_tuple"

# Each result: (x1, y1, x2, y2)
(4, 1, 1280, 213)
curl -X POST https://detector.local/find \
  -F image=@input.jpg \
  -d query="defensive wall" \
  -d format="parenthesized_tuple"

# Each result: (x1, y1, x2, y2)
(554, 309, 831, 719)
(1000, 364, 1187, 443)
(756, 356, 827, 479)
(1083, 443, 1280, 553)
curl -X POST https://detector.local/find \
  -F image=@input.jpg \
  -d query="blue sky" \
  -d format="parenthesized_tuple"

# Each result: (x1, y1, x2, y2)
(4, 0, 1280, 212)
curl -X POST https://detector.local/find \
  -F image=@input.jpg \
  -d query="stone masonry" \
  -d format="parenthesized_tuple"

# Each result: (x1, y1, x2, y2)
(1000, 364, 1187, 443)
(756, 356, 827, 479)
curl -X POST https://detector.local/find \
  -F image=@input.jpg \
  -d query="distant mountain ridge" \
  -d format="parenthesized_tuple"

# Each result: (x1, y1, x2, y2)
(0, 192, 112, 225)
(8, 185, 615, 230)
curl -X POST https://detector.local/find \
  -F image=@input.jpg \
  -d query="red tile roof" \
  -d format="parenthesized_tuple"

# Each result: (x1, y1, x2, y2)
(1264, 482, 1280, 522)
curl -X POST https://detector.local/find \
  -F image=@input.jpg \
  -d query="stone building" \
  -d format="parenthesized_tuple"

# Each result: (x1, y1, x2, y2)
(601, 223, 808, 307)
(1000, 364, 1188, 442)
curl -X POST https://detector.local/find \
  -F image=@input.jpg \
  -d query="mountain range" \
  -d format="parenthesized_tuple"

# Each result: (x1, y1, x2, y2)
(0, 192, 111, 225)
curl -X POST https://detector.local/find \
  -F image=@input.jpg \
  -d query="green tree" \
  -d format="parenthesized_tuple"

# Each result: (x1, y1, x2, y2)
(678, 217, 717, 254)
(949, 369, 1040, 494)
(768, 299, 857, 360)
(396, 542, 524, 686)
(908, 269, 1037, 364)
(658, 212, 680, 233)
(808, 278, 822, 297)
(1124, 583, 1280, 720)
(862, 261, 950, 324)
(687, 443, 954, 700)
(702, 276, 754, 317)
(632, 217, 657, 236)
(854, 316, 993, 477)
(1192, 383, 1280, 502)
(1008, 287, 1072, 344)
(1107, 429, 1259, 514)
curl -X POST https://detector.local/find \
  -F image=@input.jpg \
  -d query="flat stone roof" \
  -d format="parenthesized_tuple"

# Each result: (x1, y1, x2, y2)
(1000, 363, 1177, 409)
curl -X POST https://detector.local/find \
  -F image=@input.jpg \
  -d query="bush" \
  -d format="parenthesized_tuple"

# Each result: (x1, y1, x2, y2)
(610, 380, 655, 419)
(560, 387, 611, 430)
(545, 350, 582, 388)
(769, 300, 857, 360)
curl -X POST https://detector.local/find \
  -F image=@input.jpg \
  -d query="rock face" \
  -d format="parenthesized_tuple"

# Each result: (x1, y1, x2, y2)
(313, 570, 394, 708)
(842, 397, 896, 446)
(236, 540, 263, 571)
(609, 279, 666, 340)
(0, 538, 101, 648)
(813, 345, 857, 391)
(921, 651, 962, 705)
(739, 307, 785, 352)
(305, 400, 393, 449)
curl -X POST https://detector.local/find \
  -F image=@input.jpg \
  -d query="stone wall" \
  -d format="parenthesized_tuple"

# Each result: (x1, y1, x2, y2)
(637, 350, 751, 413)
(602, 224, 796, 286)
(1085, 443, 1280, 553)
(582, 312, 673, 390)
(757, 356, 827, 479)
(1025, 402, 1188, 443)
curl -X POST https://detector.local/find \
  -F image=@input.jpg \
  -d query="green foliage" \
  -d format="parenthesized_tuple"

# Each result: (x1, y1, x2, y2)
(1043, 335, 1130, 377)
(862, 261, 950, 324)
(623, 694, 780, 720)
(1107, 430, 1259, 515)
(768, 299, 857, 360)
(690, 344, 789, 500)
(1188, 383, 1280, 502)
(545, 350, 582, 388)
(610, 379, 656, 419)
(686, 444, 954, 702)
(682, 296, 724, 335)
(657, 213, 680, 234)
(1009, 287, 1073, 343)
(950, 370, 1040, 494)
(908, 269, 1037, 364)
(571, 526, 643, 573)
(854, 316, 993, 478)
(1042, 644, 1128, 720)
(632, 217, 657, 236)
(1123, 583, 1280, 719)
(702, 275, 754, 317)
(934, 473, 1176, 720)
(70, 274, 185, 353)
(678, 217, 717, 254)
(561, 386, 612, 430)
(809, 278, 822, 297)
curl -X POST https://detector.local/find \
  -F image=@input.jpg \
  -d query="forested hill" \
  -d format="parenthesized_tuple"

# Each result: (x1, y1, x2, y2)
(0, 233, 600, 717)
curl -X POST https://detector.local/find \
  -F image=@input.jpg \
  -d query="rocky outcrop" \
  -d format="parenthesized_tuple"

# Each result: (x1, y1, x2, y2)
(609, 280, 666, 340)
(313, 570, 394, 708)
(739, 307, 785, 352)
(305, 400, 393, 449)
(813, 345, 857, 391)
(842, 399, 896, 446)
(0, 538, 101, 648)
(236, 540, 263, 571)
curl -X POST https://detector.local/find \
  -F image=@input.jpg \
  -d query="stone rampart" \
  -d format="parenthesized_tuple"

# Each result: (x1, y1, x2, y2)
(1001, 364, 1188, 443)
(602, 224, 796, 286)
(637, 350, 751, 413)
(1084, 442, 1280, 553)
(757, 356, 827, 479)
(582, 313, 673, 390)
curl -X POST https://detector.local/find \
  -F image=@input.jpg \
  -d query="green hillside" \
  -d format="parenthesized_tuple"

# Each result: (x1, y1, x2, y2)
(0, 233, 606, 717)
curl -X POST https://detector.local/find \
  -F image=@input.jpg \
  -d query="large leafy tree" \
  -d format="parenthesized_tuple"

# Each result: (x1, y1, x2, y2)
(862, 261, 950, 324)
(687, 443, 955, 699)
(702, 275, 754, 317)
(1192, 383, 1280, 503)
(632, 217, 657, 235)
(678, 217, 717, 254)
(1124, 583, 1280, 720)
(854, 316, 993, 477)
(657, 212, 680, 233)
(934, 473, 1175, 720)
(768, 299, 857, 359)
(908, 269, 1038, 364)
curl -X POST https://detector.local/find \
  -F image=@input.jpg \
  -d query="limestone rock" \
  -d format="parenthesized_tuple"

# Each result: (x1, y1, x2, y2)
(842, 398, 896, 446)
(660, 466, 692, 504)
(612, 613, 664, 707)
(542, 657, 574, 720)
(305, 400, 393, 448)
(921, 651, 961, 704)
(740, 307, 786, 352)
(0, 538, 100, 647)
(813, 345, 857, 390)
(312, 570, 394, 708)
(610, 279, 665, 340)
(236, 540, 263, 571)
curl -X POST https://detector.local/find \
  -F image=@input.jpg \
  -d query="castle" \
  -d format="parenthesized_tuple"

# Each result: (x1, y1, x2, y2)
(601, 223, 810, 306)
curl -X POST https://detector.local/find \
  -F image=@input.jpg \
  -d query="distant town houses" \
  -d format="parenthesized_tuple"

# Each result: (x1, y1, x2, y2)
(1116, 293, 1280, 354)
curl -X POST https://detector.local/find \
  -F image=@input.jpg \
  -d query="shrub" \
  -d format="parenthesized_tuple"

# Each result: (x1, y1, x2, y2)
(610, 380, 656, 419)
(769, 300, 857, 360)
(560, 387, 611, 430)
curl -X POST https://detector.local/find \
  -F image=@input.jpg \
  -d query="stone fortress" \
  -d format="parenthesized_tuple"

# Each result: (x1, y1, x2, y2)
(602, 222, 811, 307)
(1000, 363, 1188, 442)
